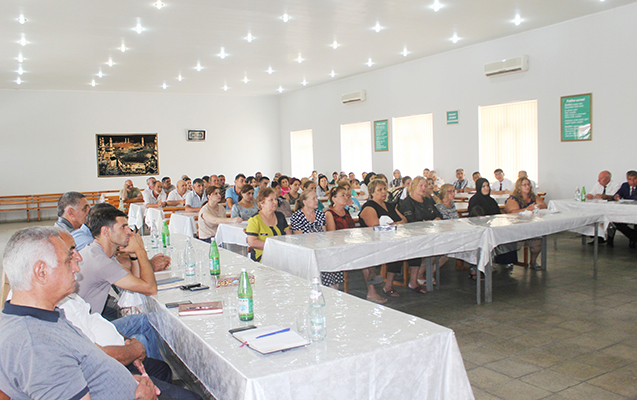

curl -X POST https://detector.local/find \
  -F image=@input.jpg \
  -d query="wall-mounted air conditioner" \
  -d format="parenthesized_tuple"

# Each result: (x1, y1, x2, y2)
(342, 90, 366, 104)
(484, 55, 529, 77)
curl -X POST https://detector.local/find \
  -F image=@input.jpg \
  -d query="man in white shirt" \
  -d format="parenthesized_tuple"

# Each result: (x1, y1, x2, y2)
(491, 169, 514, 194)
(185, 178, 207, 212)
(161, 176, 175, 194)
(166, 180, 187, 206)
(466, 171, 481, 192)
(141, 177, 156, 199)
(143, 180, 167, 208)
(452, 169, 469, 192)
(586, 170, 621, 201)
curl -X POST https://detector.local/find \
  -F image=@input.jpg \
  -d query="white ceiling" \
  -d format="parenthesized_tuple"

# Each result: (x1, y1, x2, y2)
(1, 0, 635, 96)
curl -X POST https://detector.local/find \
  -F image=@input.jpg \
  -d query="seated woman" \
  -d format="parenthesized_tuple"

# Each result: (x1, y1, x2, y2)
(285, 178, 302, 209)
(290, 190, 343, 289)
(359, 179, 407, 303)
(337, 180, 361, 213)
(505, 177, 547, 270)
(246, 187, 291, 262)
(398, 176, 443, 292)
(279, 175, 291, 197)
(435, 184, 459, 220)
(324, 186, 355, 290)
(316, 174, 330, 198)
(198, 186, 242, 243)
(231, 184, 259, 221)
(359, 172, 376, 198)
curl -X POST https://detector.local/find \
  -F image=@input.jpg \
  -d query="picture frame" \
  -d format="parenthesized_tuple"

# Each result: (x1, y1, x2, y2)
(96, 133, 159, 177)
(187, 130, 206, 141)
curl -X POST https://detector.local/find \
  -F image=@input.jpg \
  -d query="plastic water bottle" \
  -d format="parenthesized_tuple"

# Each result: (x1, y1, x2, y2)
(574, 187, 581, 201)
(150, 222, 160, 249)
(184, 238, 195, 277)
(308, 277, 327, 342)
(581, 186, 587, 202)
(209, 238, 220, 276)
(161, 221, 170, 247)
(237, 268, 253, 321)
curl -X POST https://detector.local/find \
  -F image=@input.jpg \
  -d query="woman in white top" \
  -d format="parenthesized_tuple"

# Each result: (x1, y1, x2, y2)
(198, 186, 241, 242)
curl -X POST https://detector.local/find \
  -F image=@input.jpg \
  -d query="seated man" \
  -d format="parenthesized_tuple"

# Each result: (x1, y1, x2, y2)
(55, 191, 94, 252)
(202, 175, 210, 189)
(490, 168, 514, 194)
(185, 178, 207, 212)
(225, 173, 246, 209)
(0, 227, 201, 400)
(166, 179, 188, 206)
(119, 179, 143, 211)
(218, 174, 229, 197)
(161, 177, 175, 194)
(452, 168, 469, 192)
(255, 175, 270, 197)
(142, 177, 157, 199)
(467, 171, 481, 192)
(144, 180, 167, 208)
(613, 170, 637, 248)
(78, 206, 158, 317)
(209, 174, 220, 187)
(587, 170, 621, 201)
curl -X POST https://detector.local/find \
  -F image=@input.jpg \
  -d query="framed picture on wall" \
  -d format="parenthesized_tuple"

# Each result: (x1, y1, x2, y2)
(96, 133, 159, 177)
(561, 93, 592, 141)
(374, 120, 389, 152)
(187, 130, 206, 141)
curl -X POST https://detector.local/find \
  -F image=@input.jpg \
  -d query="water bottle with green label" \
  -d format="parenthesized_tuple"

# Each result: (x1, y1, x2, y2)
(581, 186, 586, 202)
(161, 221, 170, 247)
(237, 268, 253, 321)
(209, 238, 220, 276)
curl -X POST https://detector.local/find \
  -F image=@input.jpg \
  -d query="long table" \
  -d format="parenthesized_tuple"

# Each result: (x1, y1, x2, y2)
(548, 199, 637, 236)
(141, 235, 474, 400)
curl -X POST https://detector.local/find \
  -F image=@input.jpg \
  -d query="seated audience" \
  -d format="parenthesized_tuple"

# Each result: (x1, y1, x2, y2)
(119, 179, 143, 210)
(185, 178, 207, 212)
(273, 172, 282, 182)
(348, 172, 360, 188)
(279, 175, 291, 197)
(55, 191, 93, 252)
(390, 169, 402, 188)
(272, 181, 293, 217)
(431, 170, 444, 190)
(255, 171, 263, 180)
(613, 170, 637, 248)
(309, 170, 318, 183)
(504, 177, 547, 270)
(436, 184, 459, 219)
(225, 173, 246, 208)
(246, 188, 291, 261)
(141, 177, 156, 199)
(329, 171, 339, 186)
(452, 169, 469, 192)
(218, 174, 228, 197)
(184, 177, 193, 192)
(245, 176, 257, 188)
(256, 175, 270, 197)
(359, 172, 376, 197)
(491, 168, 514, 194)
(199, 186, 242, 242)
(467, 171, 481, 191)
(468, 177, 501, 216)
(422, 168, 431, 178)
(231, 185, 259, 220)
(209, 174, 220, 187)
(518, 170, 537, 190)
(285, 177, 302, 208)
(202, 175, 210, 188)
(586, 170, 621, 201)
(316, 174, 330, 198)
(161, 176, 174, 194)
(359, 179, 407, 303)
(143, 180, 167, 208)
(166, 179, 188, 206)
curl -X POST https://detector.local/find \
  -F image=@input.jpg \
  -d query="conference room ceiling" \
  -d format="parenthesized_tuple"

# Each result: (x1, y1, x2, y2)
(1, 0, 634, 96)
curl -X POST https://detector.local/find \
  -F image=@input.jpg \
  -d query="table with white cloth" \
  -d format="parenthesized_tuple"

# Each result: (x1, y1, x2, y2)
(141, 234, 474, 400)
(548, 199, 637, 237)
(128, 203, 147, 230)
(216, 221, 249, 247)
(455, 192, 509, 205)
(168, 212, 198, 237)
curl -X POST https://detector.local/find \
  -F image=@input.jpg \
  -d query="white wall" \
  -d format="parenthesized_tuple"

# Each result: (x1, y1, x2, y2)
(0, 90, 280, 194)
(279, 3, 637, 201)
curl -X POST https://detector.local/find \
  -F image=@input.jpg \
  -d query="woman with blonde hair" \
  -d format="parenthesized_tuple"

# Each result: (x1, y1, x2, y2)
(435, 184, 459, 220)
(246, 188, 291, 262)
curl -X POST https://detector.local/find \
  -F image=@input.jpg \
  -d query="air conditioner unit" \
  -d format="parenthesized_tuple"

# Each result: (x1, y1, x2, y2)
(342, 90, 366, 104)
(484, 55, 529, 77)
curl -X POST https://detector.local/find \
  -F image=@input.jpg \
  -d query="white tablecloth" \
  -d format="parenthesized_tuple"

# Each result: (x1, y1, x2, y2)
(548, 199, 637, 236)
(128, 203, 146, 229)
(145, 208, 164, 232)
(142, 235, 474, 400)
(169, 213, 197, 237)
(216, 222, 249, 246)
(455, 193, 509, 205)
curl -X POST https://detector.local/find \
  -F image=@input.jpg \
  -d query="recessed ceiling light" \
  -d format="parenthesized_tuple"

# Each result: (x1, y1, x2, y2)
(277, 86, 284, 93)
(246, 32, 254, 43)
(162, 82, 167, 89)
(195, 61, 202, 71)
(242, 76, 249, 83)
(296, 54, 304, 63)
(91, 79, 96, 87)
(16, 77, 22, 85)
(154, 1, 165, 9)
(513, 14, 522, 26)
(120, 43, 127, 52)
(223, 84, 229, 91)
(451, 33, 459, 43)
(331, 40, 340, 49)
(373, 22, 383, 33)
(17, 15, 27, 24)
(17, 53, 24, 63)
(432, 0, 441, 12)
(178, 73, 183, 82)
(135, 19, 144, 34)
(330, 70, 336, 78)
(401, 47, 410, 57)
(366, 58, 374, 67)
(17, 65, 24, 75)
(19, 34, 27, 46)
(107, 57, 114, 67)
(97, 69, 103, 78)
(281, 14, 290, 22)
(302, 79, 308, 86)
(267, 66, 274, 74)
(218, 47, 227, 59)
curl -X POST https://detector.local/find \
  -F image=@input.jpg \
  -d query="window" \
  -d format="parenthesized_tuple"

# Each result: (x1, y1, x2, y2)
(340, 121, 372, 178)
(479, 100, 538, 185)
(392, 113, 434, 178)
(290, 129, 314, 178)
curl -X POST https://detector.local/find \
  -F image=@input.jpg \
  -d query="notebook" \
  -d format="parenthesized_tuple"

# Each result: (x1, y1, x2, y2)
(231, 325, 310, 354)
(178, 301, 223, 316)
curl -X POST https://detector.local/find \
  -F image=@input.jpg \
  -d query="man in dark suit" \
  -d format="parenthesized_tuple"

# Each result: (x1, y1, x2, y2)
(613, 170, 637, 248)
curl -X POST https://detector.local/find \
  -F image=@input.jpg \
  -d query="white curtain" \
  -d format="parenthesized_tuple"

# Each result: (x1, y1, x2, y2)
(479, 100, 538, 185)
(340, 122, 372, 178)
(290, 129, 314, 178)
(392, 114, 434, 178)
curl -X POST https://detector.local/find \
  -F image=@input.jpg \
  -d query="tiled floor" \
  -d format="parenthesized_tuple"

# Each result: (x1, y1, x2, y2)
(1, 220, 636, 399)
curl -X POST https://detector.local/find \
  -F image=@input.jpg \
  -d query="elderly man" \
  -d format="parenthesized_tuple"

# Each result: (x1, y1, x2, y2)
(491, 168, 514, 194)
(144, 180, 167, 208)
(185, 178, 207, 212)
(209, 174, 220, 187)
(613, 170, 637, 248)
(142, 177, 157, 198)
(55, 191, 94, 252)
(225, 173, 246, 209)
(586, 170, 621, 201)
(161, 177, 174, 194)
(119, 180, 143, 211)
(452, 169, 468, 192)
(166, 179, 188, 206)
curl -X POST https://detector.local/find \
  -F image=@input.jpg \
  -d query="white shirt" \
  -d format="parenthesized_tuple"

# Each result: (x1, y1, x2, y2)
(167, 189, 185, 202)
(185, 190, 206, 208)
(491, 178, 514, 192)
(143, 190, 166, 206)
(58, 294, 125, 347)
(467, 180, 476, 189)
(590, 180, 621, 196)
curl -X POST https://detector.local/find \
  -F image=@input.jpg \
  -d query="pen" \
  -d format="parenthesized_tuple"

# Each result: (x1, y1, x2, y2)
(255, 328, 290, 339)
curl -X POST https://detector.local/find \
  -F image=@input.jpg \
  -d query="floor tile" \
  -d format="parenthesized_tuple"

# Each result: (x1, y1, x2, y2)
(556, 382, 627, 400)
(467, 367, 511, 390)
(484, 357, 542, 378)
(486, 380, 552, 400)
(520, 369, 580, 392)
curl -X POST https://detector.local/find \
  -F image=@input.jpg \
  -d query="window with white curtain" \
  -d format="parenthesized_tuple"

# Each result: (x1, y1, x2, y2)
(392, 113, 434, 178)
(340, 121, 372, 178)
(479, 100, 538, 185)
(290, 129, 314, 178)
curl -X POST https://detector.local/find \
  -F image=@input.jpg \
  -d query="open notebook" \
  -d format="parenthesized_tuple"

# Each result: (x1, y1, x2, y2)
(230, 325, 310, 354)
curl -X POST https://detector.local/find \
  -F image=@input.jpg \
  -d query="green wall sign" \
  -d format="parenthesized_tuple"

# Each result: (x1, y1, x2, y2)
(447, 111, 459, 125)
(374, 120, 389, 152)
(561, 93, 592, 141)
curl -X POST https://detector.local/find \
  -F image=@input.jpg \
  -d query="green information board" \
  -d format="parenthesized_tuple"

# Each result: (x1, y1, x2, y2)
(446, 111, 459, 125)
(561, 93, 592, 141)
(374, 120, 389, 152)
